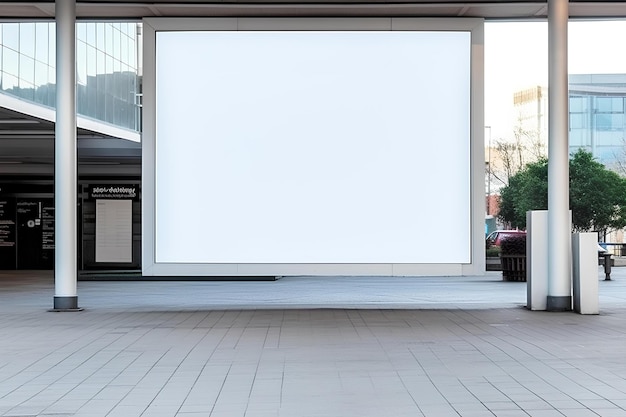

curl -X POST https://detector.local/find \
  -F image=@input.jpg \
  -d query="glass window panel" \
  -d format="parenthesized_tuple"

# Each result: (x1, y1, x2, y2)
(569, 129, 586, 146)
(113, 28, 120, 59)
(570, 96, 584, 113)
(612, 97, 624, 113)
(2, 73, 18, 91)
(48, 65, 55, 85)
(77, 22, 86, 41)
(3, 24, 19, 50)
(35, 23, 49, 63)
(77, 40, 87, 85)
(19, 23, 35, 57)
(87, 45, 96, 78)
(596, 113, 610, 129)
(570, 113, 584, 129)
(3, 46, 19, 76)
(105, 24, 113, 54)
(121, 34, 129, 65)
(86, 22, 96, 46)
(105, 54, 113, 74)
(596, 97, 616, 113)
(96, 23, 105, 50)
(113, 58, 120, 73)
(18, 78, 34, 100)
(34, 61, 48, 87)
(601, 132, 623, 147)
(96, 50, 105, 75)
(77, 84, 86, 116)
(128, 38, 136, 69)
(48, 24, 55, 68)
(19, 55, 34, 84)
(612, 113, 624, 129)
(596, 113, 624, 130)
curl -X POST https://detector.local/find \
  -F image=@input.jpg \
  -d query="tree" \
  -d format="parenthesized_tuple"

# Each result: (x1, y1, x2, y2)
(498, 149, 626, 234)
(487, 117, 546, 190)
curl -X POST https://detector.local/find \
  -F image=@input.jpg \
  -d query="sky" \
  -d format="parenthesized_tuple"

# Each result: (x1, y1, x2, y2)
(485, 20, 626, 141)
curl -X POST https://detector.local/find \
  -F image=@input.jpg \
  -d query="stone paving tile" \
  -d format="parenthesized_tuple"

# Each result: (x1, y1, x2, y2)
(3, 271, 626, 416)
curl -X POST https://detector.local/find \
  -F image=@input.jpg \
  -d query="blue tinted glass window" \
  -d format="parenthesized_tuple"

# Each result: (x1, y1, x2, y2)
(19, 54, 35, 83)
(96, 23, 105, 50)
(113, 28, 120, 58)
(3, 73, 18, 90)
(87, 45, 96, 77)
(35, 23, 49, 63)
(77, 22, 86, 41)
(87, 23, 96, 46)
(19, 23, 35, 58)
(48, 65, 55, 85)
(596, 113, 624, 130)
(77, 40, 87, 85)
(18, 78, 34, 100)
(96, 50, 105, 75)
(34, 61, 48, 87)
(570, 113, 584, 129)
(570, 96, 586, 113)
(121, 34, 129, 65)
(596, 97, 623, 113)
(48, 25, 55, 68)
(128, 38, 135, 68)
(569, 129, 586, 146)
(105, 24, 113, 53)
(3, 24, 19, 50)
(3, 46, 19, 76)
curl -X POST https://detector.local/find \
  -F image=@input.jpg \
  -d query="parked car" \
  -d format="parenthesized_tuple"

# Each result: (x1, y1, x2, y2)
(486, 230, 526, 247)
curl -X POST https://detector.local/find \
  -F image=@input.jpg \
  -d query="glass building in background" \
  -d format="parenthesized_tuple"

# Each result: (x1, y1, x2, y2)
(569, 74, 626, 168)
(0, 21, 141, 132)
(512, 75, 626, 170)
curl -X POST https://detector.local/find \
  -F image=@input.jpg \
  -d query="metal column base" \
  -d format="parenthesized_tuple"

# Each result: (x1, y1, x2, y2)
(50, 296, 83, 312)
(547, 295, 571, 311)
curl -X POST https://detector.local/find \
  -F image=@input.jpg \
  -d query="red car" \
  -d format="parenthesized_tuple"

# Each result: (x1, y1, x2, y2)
(486, 230, 526, 247)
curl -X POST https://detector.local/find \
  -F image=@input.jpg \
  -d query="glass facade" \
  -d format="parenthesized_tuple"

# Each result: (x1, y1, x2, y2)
(569, 74, 626, 166)
(0, 21, 140, 132)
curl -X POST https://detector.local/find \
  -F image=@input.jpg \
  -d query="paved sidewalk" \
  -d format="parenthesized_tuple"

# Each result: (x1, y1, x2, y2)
(1, 269, 626, 416)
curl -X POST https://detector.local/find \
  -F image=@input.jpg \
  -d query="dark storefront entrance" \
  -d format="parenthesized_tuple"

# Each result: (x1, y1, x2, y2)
(0, 181, 140, 271)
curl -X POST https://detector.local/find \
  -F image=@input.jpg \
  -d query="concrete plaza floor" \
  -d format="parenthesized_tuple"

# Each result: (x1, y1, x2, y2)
(2, 269, 626, 416)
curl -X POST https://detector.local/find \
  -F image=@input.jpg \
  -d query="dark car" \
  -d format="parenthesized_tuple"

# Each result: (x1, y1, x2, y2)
(486, 230, 526, 247)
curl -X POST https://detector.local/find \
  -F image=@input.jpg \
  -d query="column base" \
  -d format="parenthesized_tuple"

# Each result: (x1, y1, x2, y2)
(547, 295, 572, 311)
(50, 296, 83, 312)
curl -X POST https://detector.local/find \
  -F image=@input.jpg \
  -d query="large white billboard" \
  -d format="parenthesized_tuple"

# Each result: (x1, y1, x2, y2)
(143, 18, 485, 276)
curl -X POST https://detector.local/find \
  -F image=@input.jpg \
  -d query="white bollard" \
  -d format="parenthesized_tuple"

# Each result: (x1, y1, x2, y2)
(527, 210, 549, 310)
(572, 232, 599, 315)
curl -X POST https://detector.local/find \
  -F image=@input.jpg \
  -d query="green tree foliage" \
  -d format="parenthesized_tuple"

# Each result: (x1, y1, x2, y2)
(498, 149, 626, 234)
(498, 158, 548, 230)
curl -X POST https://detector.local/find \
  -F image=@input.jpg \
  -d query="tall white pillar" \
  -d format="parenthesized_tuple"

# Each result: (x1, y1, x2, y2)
(54, 0, 79, 310)
(547, 0, 572, 311)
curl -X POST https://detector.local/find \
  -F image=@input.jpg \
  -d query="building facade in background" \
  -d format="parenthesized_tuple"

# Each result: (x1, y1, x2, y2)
(0, 21, 141, 132)
(512, 74, 626, 170)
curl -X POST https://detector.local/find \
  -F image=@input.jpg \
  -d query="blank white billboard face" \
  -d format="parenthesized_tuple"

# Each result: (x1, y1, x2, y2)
(151, 26, 474, 269)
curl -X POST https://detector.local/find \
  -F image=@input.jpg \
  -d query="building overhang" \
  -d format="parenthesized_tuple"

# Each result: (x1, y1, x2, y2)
(0, 1, 625, 20)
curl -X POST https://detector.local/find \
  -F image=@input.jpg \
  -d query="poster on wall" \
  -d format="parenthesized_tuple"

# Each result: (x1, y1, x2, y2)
(0, 197, 16, 269)
(95, 199, 132, 263)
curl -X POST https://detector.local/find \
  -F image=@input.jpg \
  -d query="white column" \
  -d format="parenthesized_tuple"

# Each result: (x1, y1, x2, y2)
(54, 0, 79, 310)
(547, 0, 572, 311)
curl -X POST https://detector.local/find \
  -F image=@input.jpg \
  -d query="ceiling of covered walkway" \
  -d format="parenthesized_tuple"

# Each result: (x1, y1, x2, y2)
(1, 1, 626, 19)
